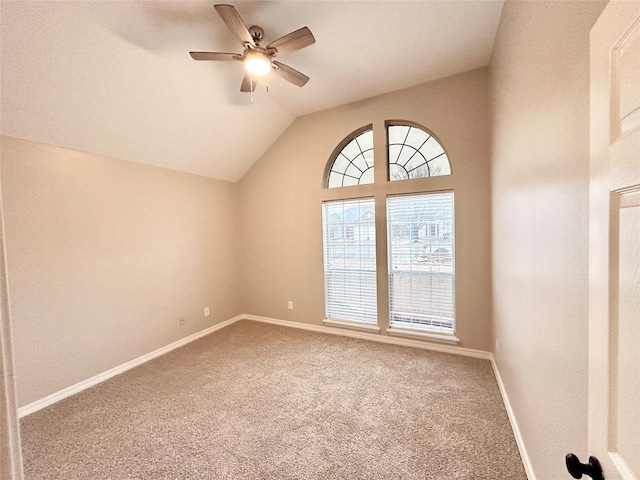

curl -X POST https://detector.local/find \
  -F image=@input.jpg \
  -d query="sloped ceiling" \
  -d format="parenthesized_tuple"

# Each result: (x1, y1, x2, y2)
(0, 1, 504, 182)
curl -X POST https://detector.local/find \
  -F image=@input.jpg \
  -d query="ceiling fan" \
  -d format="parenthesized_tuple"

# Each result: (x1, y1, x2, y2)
(190, 4, 316, 92)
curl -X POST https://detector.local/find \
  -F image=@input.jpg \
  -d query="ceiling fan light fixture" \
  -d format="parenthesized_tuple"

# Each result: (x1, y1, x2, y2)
(189, 5, 315, 92)
(245, 51, 272, 77)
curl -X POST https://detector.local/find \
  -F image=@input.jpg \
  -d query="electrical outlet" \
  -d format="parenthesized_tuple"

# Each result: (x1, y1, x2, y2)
(287, 301, 294, 310)
(180, 317, 185, 326)
(204, 307, 210, 317)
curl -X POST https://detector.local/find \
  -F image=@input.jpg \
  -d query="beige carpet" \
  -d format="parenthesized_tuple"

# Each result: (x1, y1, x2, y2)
(20, 320, 526, 479)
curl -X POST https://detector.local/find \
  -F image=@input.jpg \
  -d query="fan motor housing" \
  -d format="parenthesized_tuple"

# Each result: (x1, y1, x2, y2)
(249, 26, 264, 44)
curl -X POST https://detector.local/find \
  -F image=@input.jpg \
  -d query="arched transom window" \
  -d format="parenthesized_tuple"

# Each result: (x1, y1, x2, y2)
(387, 122, 451, 181)
(325, 123, 451, 188)
(326, 127, 374, 188)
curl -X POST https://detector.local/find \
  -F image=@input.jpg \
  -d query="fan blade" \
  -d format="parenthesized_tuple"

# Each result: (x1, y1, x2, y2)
(266, 27, 315, 55)
(214, 4, 254, 46)
(240, 73, 258, 92)
(272, 61, 309, 87)
(189, 52, 242, 61)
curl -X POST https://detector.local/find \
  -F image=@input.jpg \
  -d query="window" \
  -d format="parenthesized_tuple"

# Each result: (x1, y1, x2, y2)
(326, 127, 374, 188)
(388, 123, 451, 181)
(322, 198, 377, 324)
(321, 121, 455, 339)
(387, 192, 455, 333)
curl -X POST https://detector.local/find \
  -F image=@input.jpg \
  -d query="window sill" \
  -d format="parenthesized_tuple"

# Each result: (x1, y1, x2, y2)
(386, 327, 460, 345)
(323, 318, 381, 334)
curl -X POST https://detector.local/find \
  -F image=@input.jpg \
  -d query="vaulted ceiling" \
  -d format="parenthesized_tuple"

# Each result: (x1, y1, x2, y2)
(1, 1, 504, 182)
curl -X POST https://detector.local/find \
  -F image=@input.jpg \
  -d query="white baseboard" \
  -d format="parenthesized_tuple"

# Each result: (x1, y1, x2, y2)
(490, 355, 536, 480)
(19, 313, 492, 418)
(18, 315, 243, 418)
(241, 314, 491, 360)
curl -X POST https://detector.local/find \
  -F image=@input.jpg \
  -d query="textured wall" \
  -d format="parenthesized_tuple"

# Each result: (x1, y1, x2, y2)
(238, 68, 493, 351)
(490, 1, 606, 478)
(1, 136, 242, 406)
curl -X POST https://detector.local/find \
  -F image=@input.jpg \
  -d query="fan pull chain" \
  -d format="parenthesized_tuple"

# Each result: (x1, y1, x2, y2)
(250, 75, 254, 104)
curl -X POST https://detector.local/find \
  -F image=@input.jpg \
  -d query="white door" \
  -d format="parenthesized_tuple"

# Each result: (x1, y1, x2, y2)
(589, 1, 640, 479)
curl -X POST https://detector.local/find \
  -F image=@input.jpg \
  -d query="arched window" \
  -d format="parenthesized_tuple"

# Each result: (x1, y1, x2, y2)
(325, 126, 374, 188)
(387, 122, 451, 181)
(321, 121, 456, 339)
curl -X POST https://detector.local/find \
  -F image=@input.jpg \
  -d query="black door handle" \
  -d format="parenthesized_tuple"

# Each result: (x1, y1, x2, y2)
(566, 453, 604, 480)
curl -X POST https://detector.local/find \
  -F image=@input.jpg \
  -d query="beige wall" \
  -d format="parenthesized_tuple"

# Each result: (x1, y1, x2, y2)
(490, 1, 605, 478)
(238, 68, 493, 351)
(1, 136, 241, 406)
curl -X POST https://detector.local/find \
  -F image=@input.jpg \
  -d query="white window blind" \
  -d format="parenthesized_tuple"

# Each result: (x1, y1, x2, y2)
(387, 192, 455, 334)
(322, 198, 377, 324)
